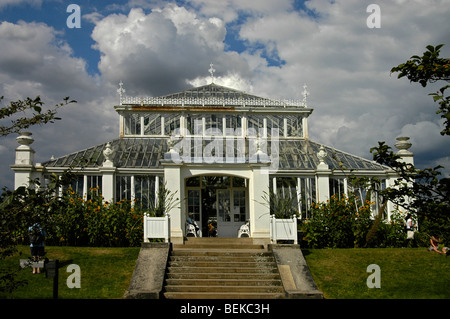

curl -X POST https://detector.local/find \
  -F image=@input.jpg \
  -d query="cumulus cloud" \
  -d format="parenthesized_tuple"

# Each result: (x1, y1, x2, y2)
(91, 5, 250, 96)
(1, 0, 449, 189)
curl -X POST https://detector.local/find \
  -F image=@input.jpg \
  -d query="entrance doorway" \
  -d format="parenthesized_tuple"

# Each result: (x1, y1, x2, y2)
(186, 176, 248, 237)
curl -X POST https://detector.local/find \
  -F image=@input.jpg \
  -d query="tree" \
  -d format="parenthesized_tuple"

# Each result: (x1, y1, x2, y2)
(390, 44, 450, 136)
(0, 96, 75, 292)
(0, 96, 76, 136)
(371, 44, 450, 244)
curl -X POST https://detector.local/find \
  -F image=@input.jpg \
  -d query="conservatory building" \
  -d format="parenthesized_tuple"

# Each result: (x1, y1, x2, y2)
(11, 81, 413, 244)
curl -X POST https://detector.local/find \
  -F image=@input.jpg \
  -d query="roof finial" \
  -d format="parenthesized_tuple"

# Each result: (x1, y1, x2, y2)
(302, 83, 309, 107)
(117, 80, 126, 105)
(208, 63, 216, 83)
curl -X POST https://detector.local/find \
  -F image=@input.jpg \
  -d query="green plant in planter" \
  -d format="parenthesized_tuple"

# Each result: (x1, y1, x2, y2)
(260, 190, 299, 219)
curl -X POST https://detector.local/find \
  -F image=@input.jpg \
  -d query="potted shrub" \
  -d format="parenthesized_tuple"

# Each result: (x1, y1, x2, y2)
(261, 190, 299, 244)
(143, 183, 179, 242)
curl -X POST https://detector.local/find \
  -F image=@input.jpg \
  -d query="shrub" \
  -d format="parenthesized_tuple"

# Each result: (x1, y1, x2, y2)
(43, 187, 144, 247)
(303, 194, 374, 248)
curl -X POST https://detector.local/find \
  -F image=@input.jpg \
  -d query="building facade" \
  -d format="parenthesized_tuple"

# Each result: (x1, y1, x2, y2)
(11, 81, 413, 244)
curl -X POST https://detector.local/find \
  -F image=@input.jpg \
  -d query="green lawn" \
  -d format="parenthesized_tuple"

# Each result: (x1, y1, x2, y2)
(0, 246, 140, 299)
(302, 248, 450, 299)
(1, 246, 449, 299)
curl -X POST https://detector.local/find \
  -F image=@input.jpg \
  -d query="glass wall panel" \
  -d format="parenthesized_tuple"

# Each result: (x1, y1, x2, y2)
(187, 190, 201, 222)
(134, 175, 156, 210)
(164, 113, 181, 136)
(247, 114, 265, 136)
(204, 114, 223, 136)
(63, 175, 84, 196)
(87, 175, 102, 199)
(225, 114, 241, 134)
(124, 113, 141, 135)
(330, 178, 346, 199)
(233, 190, 246, 222)
(186, 114, 203, 135)
(143, 113, 161, 135)
(116, 175, 131, 202)
(266, 114, 284, 137)
(286, 115, 303, 137)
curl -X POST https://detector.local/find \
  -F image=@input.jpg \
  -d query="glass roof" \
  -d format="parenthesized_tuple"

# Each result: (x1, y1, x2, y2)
(42, 138, 387, 172)
(119, 83, 306, 108)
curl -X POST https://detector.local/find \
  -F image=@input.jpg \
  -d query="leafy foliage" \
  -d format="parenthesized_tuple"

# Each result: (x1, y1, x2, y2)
(391, 44, 450, 135)
(0, 96, 76, 136)
(370, 142, 450, 245)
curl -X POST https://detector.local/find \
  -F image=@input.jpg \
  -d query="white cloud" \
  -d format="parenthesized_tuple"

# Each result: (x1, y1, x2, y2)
(1, 0, 449, 190)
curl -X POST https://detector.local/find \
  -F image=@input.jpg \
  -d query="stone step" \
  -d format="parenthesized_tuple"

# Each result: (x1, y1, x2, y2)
(168, 260, 277, 268)
(183, 237, 254, 244)
(167, 272, 281, 280)
(170, 255, 275, 263)
(163, 291, 286, 299)
(166, 278, 283, 287)
(163, 237, 285, 299)
(167, 266, 279, 274)
(164, 285, 285, 293)
(171, 249, 271, 257)
(173, 243, 264, 250)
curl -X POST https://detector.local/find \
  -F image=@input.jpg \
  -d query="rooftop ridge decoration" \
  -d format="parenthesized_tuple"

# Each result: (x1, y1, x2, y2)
(117, 82, 309, 108)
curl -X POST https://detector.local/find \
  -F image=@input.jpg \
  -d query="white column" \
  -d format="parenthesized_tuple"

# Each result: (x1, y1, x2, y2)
(162, 163, 183, 244)
(249, 164, 271, 244)
(316, 145, 331, 202)
(100, 142, 116, 203)
(11, 132, 38, 189)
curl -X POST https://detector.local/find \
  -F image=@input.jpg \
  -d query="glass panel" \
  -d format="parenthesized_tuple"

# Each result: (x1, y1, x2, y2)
(143, 113, 161, 135)
(329, 178, 345, 199)
(205, 114, 223, 136)
(164, 113, 181, 136)
(134, 175, 156, 210)
(186, 176, 200, 187)
(286, 114, 303, 137)
(62, 175, 84, 196)
(225, 114, 241, 133)
(275, 177, 299, 215)
(115, 175, 131, 202)
(266, 114, 284, 137)
(232, 177, 246, 187)
(247, 114, 265, 136)
(233, 190, 246, 222)
(87, 175, 102, 199)
(124, 113, 141, 135)
(202, 176, 230, 188)
(186, 114, 203, 135)
(297, 177, 316, 219)
(217, 189, 231, 222)
(187, 190, 201, 222)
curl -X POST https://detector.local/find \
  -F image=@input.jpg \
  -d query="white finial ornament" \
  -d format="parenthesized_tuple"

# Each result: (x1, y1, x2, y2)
(302, 83, 309, 107)
(209, 63, 216, 83)
(117, 81, 126, 105)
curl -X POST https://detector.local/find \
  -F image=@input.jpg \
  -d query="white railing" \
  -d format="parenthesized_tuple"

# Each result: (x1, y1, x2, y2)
(144, 214, 170, 243)
(270, 215, 298, 244)
(121, 96, 305, 108)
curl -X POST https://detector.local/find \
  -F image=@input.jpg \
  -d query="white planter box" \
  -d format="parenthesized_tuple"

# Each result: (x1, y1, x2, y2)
(144, 215, 170, 243)
(270, 216, 298, 244)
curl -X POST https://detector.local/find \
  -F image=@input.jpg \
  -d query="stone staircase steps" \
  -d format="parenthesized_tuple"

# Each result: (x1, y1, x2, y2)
(163, 238, 286, 299)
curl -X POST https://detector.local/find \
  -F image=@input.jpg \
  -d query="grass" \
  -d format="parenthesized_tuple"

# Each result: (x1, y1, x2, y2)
(0, 245, 140, 299)
(1, 246, 449, 299)
(302, 248, 450, 299)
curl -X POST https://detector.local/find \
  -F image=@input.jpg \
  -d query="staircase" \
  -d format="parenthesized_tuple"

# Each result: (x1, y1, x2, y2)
(163, 237, 286, 299)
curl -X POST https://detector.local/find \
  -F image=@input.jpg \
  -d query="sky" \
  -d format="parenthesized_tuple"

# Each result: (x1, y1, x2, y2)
(0, 0, 449, 190)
